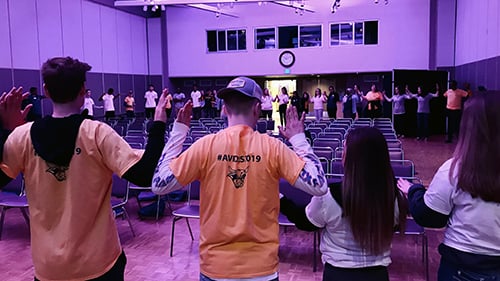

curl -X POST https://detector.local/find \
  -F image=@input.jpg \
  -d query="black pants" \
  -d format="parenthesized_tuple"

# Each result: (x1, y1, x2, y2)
(105, 111, 115, 120)
(145, 108, 155, 119)
(323, 263, 389, 281)
(393, 113, 406, 136)
(278, 104, 287, 126)
(192, 107, 202, 120)
(327, 106, 337, 119)
(343, 111, 356, 119)
(417, 113, 430, 138)
(446, 109, 462, 141)
(35, 251, 127, 281)
(438, 258, 500, 281)
(262, 110, 272, 119)
(126, 110, 135, 118)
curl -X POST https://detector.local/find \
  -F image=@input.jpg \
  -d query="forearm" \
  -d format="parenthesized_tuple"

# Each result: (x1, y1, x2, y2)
(280, 197, 319, 231)
(122, 121, 166, 186)
(289, 133, 328, 196)
(408, 184, 449, 228)
(151, 122, 188, 195)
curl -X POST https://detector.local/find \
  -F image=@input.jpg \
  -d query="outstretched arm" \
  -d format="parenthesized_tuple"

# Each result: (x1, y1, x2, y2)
(151, 101, 193, 195)
(279, 106, 328, 196)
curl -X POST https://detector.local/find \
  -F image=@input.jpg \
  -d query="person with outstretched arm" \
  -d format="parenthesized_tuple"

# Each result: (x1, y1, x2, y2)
(152, 76, 328, 281)
(0, 57, 168, 281)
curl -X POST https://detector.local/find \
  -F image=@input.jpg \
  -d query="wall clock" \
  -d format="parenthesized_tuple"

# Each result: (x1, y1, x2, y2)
(279, 51, 295, 68)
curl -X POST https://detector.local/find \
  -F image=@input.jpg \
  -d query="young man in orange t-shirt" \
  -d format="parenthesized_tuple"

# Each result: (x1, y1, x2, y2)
(444, 80, 469, 143)
(0, 57, 168, 281)
(124, 90, 135, 118)
(152, 77, 328, 280)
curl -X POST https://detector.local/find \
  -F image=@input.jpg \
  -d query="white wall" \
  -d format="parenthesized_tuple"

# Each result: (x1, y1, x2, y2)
(147, 18, 163, 75)
(435, 0, 456, 67)
(0, 0, 151, 74)
(166, 0, 431, 77)
(455, 0, 500, 66)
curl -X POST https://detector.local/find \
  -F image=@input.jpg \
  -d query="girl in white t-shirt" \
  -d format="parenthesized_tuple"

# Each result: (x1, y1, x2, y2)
(399, 93, 500, 281)
(311, 88, 326, 121)
(99, 88, 118, 120)
(281, 127, 408, 281)
(260, 88, 273, 120)
(274, 87, 289, 126)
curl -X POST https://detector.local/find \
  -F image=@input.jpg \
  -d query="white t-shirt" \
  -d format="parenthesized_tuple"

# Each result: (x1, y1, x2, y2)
(424, 159, 500, 255)
(102, 94, 115, 112)
(82, 97, 95, 116)
(306, 188, 397, 268)
(191, 90, 202, 108)
(261, 95, 273, 111)
(277, 93, 289, 106)
(312, 96, 326, 110)
(144, 91, 158, 108)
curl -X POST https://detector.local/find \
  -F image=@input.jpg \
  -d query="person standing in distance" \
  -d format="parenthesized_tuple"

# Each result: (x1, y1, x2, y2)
(144, 84, 158, 119)
(191, 85, 202, 120)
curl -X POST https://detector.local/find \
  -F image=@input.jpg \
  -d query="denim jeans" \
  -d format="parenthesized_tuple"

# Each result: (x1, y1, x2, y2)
(438, 258, 500, 281)
(314, 109, 323, 121)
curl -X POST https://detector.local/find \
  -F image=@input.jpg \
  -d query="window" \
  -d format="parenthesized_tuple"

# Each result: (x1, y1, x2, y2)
(255, 28, 276, 49)
(340, 23, 353, 45)
(330, 24, 340, 46)
(207, 31, 217, 52)
(278, 26, 298, 49)
(206, 29, 247, 53)
(299, 25, 322, 47)
(364, 21, 378, 45)
(330, 20, 379, 46)
(354, 22, 363, 45)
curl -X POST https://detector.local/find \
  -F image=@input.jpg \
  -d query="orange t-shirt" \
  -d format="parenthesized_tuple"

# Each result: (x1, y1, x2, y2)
(169, 125, 305, 279)
(1, 120, 142, 281)
(444, 89, 468, 110)
(124, 96, 135, 111)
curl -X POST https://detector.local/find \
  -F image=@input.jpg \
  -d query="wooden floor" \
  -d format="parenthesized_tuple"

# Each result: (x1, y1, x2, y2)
(0, 134, 455, 281)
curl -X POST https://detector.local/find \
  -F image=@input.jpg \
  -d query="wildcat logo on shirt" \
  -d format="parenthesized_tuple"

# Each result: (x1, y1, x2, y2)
(46, 163, 68, 182)
(227, 166, 248, 189)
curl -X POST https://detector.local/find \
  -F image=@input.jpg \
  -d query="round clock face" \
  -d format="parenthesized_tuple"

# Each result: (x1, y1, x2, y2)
(279, 51, 295, 67)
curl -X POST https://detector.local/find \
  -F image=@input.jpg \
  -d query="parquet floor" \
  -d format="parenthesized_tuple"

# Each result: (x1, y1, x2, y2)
(0, 135, 455, 281)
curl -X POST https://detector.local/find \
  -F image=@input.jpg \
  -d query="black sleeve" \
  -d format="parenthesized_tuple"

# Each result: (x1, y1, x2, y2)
(408, 184, 449, 228)
(280, 197, 320, 232)
(0, 129, 14, 188)
(122, 121, 166, 187)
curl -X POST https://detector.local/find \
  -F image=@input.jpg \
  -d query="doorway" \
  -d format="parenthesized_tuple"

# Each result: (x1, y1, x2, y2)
(264, 79, 296, 130)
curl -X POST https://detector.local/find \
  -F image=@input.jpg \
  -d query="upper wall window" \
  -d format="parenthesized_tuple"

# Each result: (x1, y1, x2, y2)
(364, 21, 378, 45)
(207, 29, 247, 53)
(278, 26, 298, 49)
(330, 20, 379, 46)
(299, 25, 322, 47)
(255, 28, 276, 49)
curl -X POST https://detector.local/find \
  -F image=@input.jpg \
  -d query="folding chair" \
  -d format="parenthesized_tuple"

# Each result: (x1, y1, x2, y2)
(396, 218, 429, 281)
(389, 149, 404, 160)
(170, 180, 200, 257)
(313, 147, 334, 160)
(313, 138, 341, 151)
(279, 179, 320, 272)
(111, 174, 135, 237)
(391, 160, 415, 178)
(0, 174, 29, 240)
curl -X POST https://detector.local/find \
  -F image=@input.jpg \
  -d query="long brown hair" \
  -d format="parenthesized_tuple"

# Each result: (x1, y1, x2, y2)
(450, 93, 500, 203)
(342, 127, 407, 255)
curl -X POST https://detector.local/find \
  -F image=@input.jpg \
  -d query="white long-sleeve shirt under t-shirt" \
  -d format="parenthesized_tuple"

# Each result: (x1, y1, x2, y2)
(144, 91, 158, 108)
(102, 94, 115, 112)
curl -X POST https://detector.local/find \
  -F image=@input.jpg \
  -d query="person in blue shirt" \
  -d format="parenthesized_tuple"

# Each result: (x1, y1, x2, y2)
(342, 88, 359, 119)
(408, 85, 439, 141)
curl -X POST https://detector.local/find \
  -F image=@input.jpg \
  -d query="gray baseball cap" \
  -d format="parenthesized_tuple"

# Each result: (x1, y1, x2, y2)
(217, 77, 263, 101)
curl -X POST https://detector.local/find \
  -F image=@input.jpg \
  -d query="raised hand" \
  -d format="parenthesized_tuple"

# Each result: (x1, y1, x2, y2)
(176, 100, 193, 127)
(154, 88, 169, 122)
(0, 87, 31, 131)
(278, 106, 305, 140)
